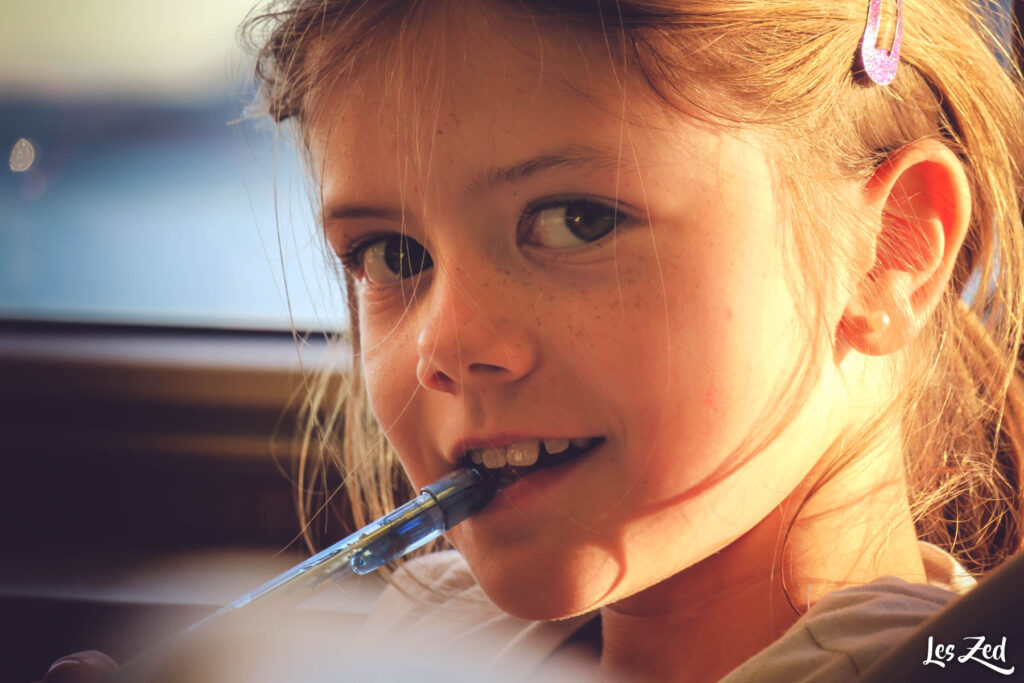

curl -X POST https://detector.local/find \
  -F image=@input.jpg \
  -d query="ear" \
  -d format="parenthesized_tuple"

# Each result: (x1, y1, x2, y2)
(839, 139, 971, 356)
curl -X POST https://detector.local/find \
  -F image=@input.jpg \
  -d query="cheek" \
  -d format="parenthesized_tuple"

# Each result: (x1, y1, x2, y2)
(359, 293, 418, 394)
(359, 311, 423, 449)
(581, 226, 801, 486)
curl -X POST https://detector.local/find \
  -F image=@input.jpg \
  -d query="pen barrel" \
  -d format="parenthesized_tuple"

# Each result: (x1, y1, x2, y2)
(351, 465, 495, 574)
(349, 493, 446, 574)
(423, 464, 493, 529)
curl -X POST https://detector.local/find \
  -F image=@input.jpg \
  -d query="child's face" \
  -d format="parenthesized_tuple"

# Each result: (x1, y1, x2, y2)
(311, 14, 850, 619)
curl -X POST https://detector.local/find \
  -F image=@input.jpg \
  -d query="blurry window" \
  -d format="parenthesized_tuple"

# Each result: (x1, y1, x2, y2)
(1, 1, 344, 331)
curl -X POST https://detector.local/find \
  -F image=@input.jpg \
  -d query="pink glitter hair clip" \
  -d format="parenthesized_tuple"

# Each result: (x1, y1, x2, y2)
(860, 0, 904, 85)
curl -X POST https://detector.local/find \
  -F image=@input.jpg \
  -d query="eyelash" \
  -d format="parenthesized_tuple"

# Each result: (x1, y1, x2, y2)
(529, 238, 607, 264)
(336, 235, 377, 274)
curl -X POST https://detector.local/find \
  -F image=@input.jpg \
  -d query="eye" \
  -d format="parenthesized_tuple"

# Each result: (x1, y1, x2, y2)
(343, 233, 433, 285)
(523, 198, 626, 249)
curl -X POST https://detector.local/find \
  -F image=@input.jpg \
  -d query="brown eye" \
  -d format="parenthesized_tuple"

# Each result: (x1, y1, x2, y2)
(527, 199, 625, 249)
(361, 234, 433, 284)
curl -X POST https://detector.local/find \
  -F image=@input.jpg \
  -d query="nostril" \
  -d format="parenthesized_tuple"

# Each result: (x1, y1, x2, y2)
(417, 363, 457, 393)
(430, 373, 456, 393)
(467, 362, 509, 374)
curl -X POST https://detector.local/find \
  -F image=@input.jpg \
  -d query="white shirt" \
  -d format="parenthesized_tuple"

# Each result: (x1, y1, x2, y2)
(364, 543, 975, 681)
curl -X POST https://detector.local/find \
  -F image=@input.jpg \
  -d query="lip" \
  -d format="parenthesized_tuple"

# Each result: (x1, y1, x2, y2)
(448, 432, 603, 465)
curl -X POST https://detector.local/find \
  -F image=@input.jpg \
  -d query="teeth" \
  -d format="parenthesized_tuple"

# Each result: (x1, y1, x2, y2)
(481, 447, 507, 469)
(468, 436, 600, 470)
(506, 440, 540, 466)
(542, 438, 570, 454)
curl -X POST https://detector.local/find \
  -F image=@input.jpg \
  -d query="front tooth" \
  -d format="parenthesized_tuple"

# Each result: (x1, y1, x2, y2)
(543, 438, 570, 454)
(481, 447, 507, 469)
(506, 440, 540, 466)
(570, 437, 592, 449)
(470, 450, 484, 465)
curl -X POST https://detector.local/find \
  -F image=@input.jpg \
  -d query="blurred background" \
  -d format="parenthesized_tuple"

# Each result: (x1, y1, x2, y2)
(1, 0, 345, 329)
(1, 2, 360, 680)
(0, 1, 1021, 680)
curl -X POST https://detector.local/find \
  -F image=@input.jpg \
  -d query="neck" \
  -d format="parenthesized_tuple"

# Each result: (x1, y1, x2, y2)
(597, 438, 926, 682)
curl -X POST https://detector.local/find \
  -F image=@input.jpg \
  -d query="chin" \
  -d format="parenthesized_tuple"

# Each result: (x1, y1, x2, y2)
(465, 546, 621, 621)
(480, 577, 597, 621)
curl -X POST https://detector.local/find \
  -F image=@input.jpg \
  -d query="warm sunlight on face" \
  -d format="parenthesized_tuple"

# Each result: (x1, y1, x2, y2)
(308, 8, 853, 620)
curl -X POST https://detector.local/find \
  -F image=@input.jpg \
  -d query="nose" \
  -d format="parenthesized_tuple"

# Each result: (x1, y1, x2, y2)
(415, 265, 538, 394)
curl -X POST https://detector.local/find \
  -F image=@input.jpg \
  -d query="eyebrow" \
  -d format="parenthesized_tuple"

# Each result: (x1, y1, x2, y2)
(326, 204, 404, 222)
(324, 144, 629, 222)
(465, 144, 626, 195)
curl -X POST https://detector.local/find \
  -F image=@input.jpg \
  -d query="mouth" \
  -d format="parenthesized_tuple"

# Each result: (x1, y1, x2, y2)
(461, 437, 605, 490)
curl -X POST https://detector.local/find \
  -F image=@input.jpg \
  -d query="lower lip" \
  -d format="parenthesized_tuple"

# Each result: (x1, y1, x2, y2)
(473, 442, 602, 519)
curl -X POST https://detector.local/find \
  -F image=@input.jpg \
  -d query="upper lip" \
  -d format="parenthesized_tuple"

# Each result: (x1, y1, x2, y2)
(447, 433, 598, 465)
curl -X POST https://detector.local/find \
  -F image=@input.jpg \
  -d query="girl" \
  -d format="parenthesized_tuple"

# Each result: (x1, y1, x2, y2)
(254, 0, 1024, 680)
(42, 0, 1024, 681)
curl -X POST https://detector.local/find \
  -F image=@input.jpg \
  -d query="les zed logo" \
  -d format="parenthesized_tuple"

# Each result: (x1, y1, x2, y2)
(923, 635, 1015, 675)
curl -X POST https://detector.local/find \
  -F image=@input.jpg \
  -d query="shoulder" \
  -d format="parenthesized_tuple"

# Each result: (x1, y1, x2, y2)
(364, 550, 591, 675)
(723, 544, 974, 683)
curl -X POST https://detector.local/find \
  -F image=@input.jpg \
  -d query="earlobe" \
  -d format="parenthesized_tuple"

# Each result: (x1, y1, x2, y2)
(840, 269, 916, 356)
(839, 139, 971, 357)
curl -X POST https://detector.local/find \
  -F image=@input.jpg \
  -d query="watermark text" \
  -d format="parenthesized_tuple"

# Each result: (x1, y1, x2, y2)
(923, 635, 1014, 675)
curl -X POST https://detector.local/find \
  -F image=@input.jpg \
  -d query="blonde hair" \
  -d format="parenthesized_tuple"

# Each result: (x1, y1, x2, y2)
(242, 0, 1024, 576)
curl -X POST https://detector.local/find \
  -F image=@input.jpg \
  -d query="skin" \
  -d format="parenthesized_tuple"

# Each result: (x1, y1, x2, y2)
(307, 9, 969, 681)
